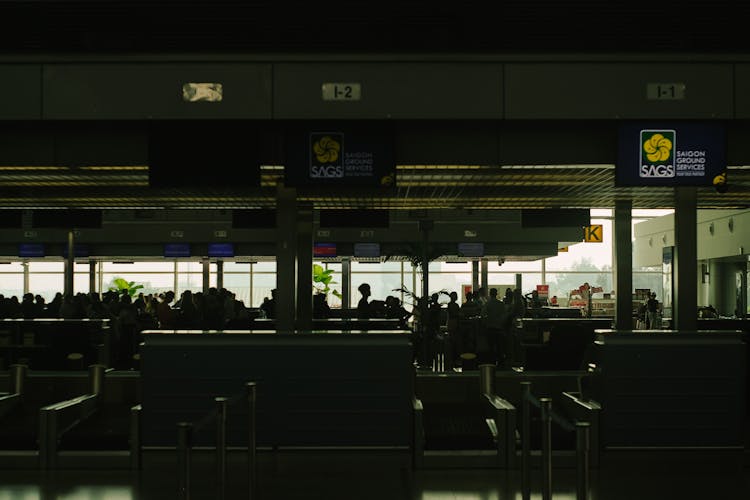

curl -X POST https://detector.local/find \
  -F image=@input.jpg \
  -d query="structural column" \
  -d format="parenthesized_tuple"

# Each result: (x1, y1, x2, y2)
(275, 186, 298, 333)
(296, 204, 313, 330)
(472, 261, 480, 294)
(674, 188, 698, 330)
(64, 230, 75, 297)
(614, 200, 633, 330)
(89, 259, 97, 295)
(202, 258, 210, 293)
(480, 259, 489, 290)
(216, 260, 224, 290)
(341, 257, 351, 311)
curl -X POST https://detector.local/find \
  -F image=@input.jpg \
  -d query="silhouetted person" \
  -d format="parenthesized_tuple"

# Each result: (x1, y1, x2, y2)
(262, 289, 278, 319)
(646, 293, 659, 328)
(356, 283, 372, 319)
(313, 293, 332, 318)
(21, 293, 35, 318)
(482, 288, 509, 366)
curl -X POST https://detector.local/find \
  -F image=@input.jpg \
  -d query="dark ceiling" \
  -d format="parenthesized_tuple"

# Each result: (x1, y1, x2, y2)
(0, 1, 747, 54)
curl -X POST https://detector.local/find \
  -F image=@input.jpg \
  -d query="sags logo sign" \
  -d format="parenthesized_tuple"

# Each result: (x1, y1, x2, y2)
(640, 129, 675, 178)
(310, 133, 344, 178)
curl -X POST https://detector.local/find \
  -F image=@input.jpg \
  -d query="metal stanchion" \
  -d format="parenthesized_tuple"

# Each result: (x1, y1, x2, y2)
(216, 397, 228, 500)
(10, 364, 27, 395)
(520, 381, 532, 500)
(89, 364, 105, 395)
(540, 398, 552, 500)
(177, 422, 193, 500)
(246, 382, 257, 500)
(479, 364, 496, 397)
(576, 422, 590, 500)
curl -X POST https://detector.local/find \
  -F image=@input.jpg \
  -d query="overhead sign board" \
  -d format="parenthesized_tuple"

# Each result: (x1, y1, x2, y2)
(458, 242, 484, 257)
(617, 122, 726, 186)
(285, 123, 395, 187)
(584, 225, 603, 243)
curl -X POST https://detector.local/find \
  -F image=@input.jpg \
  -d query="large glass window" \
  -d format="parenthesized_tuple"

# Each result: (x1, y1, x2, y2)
(0, 272, 23, 298)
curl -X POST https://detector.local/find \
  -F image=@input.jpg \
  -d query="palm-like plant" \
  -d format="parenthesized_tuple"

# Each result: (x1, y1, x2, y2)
(108, 277, 144, 297)
(313, 264, 342, 299)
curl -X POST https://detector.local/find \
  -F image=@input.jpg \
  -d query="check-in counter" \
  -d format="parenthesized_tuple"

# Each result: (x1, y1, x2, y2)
(140, 331, 415, 449)
(250, 318, 405, 331)
(587, 329, 746, 449)
(0, 319, 111, 370)
(515, 318, 613, 370)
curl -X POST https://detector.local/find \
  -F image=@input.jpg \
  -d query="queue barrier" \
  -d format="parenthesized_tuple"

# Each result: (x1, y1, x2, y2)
(0, 364, 27, 418)
(412, 364, 517, 469)
(38, 364, 141, 470)
(176, 382, 257, 500)
(519, 381, 599, 500)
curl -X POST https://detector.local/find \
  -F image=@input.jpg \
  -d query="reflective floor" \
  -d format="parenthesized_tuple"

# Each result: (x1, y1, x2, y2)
(0, 450, 748, 499)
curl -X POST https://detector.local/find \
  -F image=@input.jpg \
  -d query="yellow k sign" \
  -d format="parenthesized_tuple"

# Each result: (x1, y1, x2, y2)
(584, 225, 603, 243)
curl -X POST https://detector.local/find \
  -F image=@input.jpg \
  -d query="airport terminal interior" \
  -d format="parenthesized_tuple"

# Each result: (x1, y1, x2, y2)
(2, 1, 750, 499)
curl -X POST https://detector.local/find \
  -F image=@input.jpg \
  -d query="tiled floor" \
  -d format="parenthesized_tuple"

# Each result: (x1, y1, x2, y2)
(0, 450, 748, 499)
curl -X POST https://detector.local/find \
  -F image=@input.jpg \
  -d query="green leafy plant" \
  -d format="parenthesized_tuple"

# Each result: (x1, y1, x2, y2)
(108, 277, 144, 297)
(313, 264, 342, 299)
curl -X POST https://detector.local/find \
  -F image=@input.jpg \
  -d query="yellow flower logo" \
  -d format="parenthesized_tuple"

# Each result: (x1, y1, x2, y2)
(643, 133, 673, 162)
(313, 136, 341, 163)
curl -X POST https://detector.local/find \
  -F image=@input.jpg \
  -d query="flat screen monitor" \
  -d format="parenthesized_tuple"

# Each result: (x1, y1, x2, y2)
(354, 242, 380, 258)
(313, 243, 337, 258)
(458, 242, 484, 257)
(19, 243, 45, 257)
(164, 243, 191, 258)
(207, 243, 234, 257)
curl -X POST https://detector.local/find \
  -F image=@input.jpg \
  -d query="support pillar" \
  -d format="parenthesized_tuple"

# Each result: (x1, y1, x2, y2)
(472, 261, 479, 294)
(89, 259, 97, 296)
(296, 205, 313, 330)
(65, 230, 75, 297)
(480, 258, 489, 290)
(614, 200, 633, 330)
(674, 187, 698, 330)
(216, 260, 224, 290)
(276, 186, 298, 333)
(342, 257, 351, 310)
(202, 258, 210, 293)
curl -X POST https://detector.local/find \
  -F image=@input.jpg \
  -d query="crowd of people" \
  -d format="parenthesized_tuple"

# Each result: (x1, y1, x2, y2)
(0, 288, 252, 330)
(353, 282, 531, 370)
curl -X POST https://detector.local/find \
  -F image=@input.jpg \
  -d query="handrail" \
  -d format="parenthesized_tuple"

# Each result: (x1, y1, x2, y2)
(412, 397, 424, 469)
(519, 382, 596, 500)
(38, 364, 107, 470)
(176, 381, 258, 500)
(0, 364, 27, 418)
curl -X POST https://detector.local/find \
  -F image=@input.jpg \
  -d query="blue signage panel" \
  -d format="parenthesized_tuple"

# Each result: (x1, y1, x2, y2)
(458, 242, 484, 257)
(617, 122, 726, 186)
(207, 243, 234, 257)
(19, 243, 45, 257)
(285, 122, 395, 187)
(164, 243, 191, 258)
(354, 243, 380, 258)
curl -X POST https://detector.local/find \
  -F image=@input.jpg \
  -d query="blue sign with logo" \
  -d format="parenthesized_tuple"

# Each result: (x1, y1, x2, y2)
(617, 122, 726, 186)
(285, 123, 395, 187)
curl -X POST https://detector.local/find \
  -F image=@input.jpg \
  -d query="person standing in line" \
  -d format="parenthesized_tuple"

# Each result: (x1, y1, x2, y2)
(646, 292, 660, 329)
(446, 291, 460, 369)
(356, 283, 372, 319)
(482, 288, 509, 366)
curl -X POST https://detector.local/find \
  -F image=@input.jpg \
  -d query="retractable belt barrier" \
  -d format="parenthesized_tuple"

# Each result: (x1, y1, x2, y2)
(177, 381, 257, 500)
